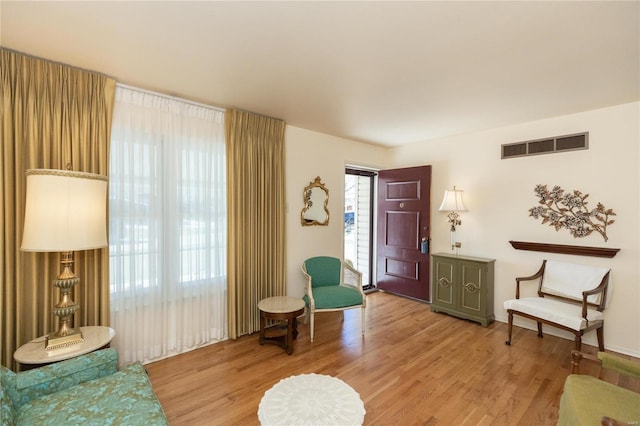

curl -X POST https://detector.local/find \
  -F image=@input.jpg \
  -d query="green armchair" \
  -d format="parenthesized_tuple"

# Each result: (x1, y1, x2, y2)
(301, 256, 366, 342)
(0, 348, 168, 426)
(558, 350, 640, 426)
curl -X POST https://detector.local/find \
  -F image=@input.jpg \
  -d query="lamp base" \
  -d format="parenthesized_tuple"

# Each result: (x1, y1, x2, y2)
(45, 251, 84, 351)
(45, 329, 84, 350)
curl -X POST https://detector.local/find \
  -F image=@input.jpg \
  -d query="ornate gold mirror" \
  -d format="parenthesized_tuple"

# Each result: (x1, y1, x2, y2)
(301, 176, 329, 226)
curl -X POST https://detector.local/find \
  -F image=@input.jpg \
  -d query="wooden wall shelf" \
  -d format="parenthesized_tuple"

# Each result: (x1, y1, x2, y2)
(509, 241, 620, 258)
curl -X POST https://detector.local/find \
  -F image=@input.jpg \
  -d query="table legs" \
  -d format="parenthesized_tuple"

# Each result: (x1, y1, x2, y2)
(259, 308, 304, 355)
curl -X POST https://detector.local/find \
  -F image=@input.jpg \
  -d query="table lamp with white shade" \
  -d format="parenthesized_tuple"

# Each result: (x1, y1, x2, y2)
(21, 168, 108, 350)
(438, 186, 468, 252)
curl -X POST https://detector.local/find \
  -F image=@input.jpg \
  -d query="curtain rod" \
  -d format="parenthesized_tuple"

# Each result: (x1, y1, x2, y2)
(116, 83, 226, 113)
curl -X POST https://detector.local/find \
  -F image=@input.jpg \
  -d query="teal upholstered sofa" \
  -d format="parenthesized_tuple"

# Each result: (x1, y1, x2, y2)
(0, 348, 168, 425)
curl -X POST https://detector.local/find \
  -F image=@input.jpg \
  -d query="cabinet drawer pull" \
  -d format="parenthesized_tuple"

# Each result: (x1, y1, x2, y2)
(463, 282, 480, 293)
(438, 277, 451, 288)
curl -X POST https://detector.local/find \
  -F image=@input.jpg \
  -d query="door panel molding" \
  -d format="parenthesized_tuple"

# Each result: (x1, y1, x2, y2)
(385, 180, 421, 200)
(385, 211, 419, 248)
(385, 258, 419, 280)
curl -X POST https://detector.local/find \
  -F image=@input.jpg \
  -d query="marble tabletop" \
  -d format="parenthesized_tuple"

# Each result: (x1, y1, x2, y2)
(14, 326, 115, 364)
(258, 296, 305, 314)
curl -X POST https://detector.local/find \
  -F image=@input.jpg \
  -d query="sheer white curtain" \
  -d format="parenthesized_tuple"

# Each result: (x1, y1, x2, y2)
(109, 86, 227, 365)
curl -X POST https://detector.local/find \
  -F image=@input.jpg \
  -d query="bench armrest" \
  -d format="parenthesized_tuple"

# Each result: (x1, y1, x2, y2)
(514, 262, 546, 299)
(582, 272, 610, 316)
(14, 348, 118, 409)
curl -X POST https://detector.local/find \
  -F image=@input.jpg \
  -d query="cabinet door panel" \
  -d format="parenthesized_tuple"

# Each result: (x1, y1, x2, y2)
(459, 261, 484, 315)
(433, 258, 455, 307)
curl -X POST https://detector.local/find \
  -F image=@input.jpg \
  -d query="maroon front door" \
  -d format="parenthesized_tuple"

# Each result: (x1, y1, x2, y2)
(376, 165, 431, 302)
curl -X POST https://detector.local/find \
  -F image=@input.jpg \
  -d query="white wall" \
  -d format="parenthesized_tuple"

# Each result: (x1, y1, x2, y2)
(388, 102, 640, 356)
(285, 126, 389, 298)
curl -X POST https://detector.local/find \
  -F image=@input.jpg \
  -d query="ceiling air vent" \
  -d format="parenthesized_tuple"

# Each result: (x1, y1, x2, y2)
(501, 132, 588, 159)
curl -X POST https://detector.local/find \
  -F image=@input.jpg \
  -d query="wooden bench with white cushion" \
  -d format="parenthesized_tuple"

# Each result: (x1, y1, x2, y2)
(504, 259, 610, 351)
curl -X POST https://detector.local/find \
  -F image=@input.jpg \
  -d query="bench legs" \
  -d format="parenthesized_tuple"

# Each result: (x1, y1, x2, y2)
(572, 327, 604, 352)
(597, 326, 605, 351)
(505, 311, 514, 345)
(505, 310, 605, 352)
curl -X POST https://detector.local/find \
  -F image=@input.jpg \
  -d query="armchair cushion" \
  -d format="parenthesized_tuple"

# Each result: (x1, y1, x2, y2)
(303, 256, 341, 287)
(304, 286, 363, 309)
(559, 374, 640, 426)
(559, 351, 640, 425)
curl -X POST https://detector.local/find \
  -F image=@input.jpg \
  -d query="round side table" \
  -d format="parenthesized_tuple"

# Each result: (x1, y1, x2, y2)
(258, 296, 305, 355)
(14, 326, 115, 367)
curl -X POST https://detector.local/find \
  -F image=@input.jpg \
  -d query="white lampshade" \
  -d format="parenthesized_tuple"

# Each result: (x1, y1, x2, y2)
(21, 169, 108, 252)
(438, 187, 467, 212)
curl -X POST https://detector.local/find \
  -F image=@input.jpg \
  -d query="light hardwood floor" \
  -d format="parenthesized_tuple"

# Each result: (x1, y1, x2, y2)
(145, 291, 638, 425)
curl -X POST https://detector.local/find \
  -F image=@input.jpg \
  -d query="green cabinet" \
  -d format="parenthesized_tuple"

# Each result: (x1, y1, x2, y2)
(430, 253, 495, 327)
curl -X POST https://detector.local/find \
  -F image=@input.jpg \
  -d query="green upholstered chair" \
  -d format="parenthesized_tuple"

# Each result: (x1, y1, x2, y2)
(301, 256, 366, 342)
(558, 350, 640, 426)
(0, 348, 168, 426)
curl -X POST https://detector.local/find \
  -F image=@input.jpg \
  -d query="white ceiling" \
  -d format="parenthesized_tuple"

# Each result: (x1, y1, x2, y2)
(2, 1, 639, 147)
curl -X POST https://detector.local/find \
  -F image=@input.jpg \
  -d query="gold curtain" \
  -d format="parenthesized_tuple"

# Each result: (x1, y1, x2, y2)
(225, 109, 286, 338)
(1, 48, 115, 369)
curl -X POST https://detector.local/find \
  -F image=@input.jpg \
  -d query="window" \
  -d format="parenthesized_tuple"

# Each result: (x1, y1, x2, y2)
(344, 168, 376, 289)
(109, 86, 227, 364)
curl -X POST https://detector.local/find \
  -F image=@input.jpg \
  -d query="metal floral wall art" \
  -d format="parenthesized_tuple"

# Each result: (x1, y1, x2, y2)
(529, 184, 616, 242)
